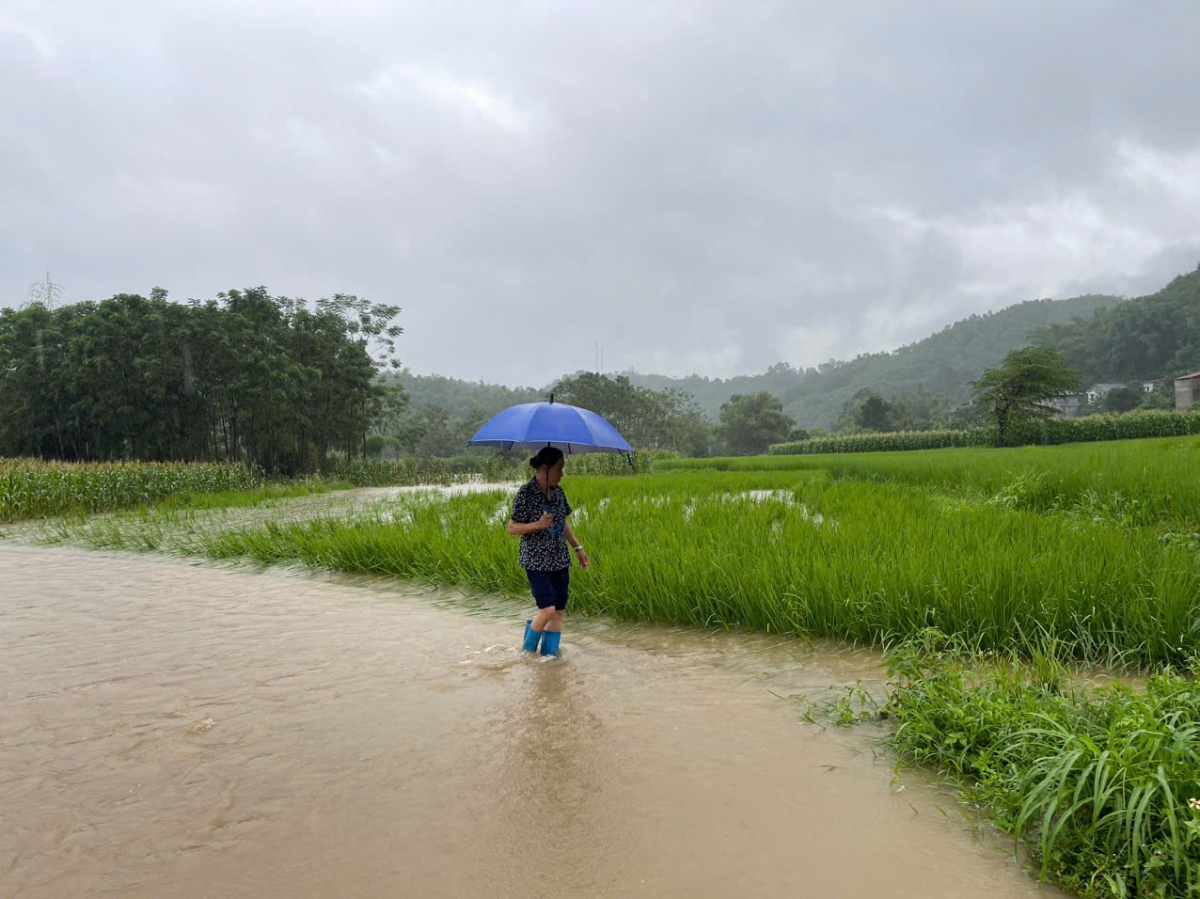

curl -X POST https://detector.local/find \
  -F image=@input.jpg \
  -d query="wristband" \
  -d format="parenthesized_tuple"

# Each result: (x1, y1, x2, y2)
(573, 545, 584, 552)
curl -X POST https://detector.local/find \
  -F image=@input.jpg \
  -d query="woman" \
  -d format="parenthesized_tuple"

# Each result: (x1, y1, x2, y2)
(507, 447, 589, 656)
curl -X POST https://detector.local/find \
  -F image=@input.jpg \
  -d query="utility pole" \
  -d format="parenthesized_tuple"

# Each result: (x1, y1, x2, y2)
(27, 271, 64, 309)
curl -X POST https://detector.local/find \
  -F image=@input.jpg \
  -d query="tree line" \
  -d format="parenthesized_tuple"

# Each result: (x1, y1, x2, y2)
(0, 288, 400, 474)
(14, 269, 1191, 467)
(368, 371, 809, 458)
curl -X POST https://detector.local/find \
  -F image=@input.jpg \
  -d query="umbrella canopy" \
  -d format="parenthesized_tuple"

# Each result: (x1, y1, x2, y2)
(467, 400, 633, 454)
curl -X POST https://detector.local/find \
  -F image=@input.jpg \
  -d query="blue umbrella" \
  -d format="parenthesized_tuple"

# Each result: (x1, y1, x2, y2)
(467, 395, 633, 455)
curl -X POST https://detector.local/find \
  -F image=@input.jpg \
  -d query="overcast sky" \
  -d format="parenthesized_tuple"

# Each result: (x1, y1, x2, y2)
(4, 1, 1200, 386)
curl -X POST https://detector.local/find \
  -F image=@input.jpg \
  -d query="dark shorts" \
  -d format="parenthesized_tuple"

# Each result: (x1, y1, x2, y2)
(526, 567, 570, 611)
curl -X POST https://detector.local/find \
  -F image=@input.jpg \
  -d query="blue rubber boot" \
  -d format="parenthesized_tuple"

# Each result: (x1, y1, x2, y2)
(522, 620, 543, 653)
(540, 631, 562, 657)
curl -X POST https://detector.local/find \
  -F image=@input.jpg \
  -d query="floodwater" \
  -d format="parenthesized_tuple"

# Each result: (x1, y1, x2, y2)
(0, 545, 1064, 898)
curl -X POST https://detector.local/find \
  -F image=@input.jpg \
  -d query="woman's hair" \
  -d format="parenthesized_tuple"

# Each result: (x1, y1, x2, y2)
(529, 446, 565, 470)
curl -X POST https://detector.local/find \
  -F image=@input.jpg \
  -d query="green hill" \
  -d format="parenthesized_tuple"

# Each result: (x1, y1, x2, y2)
(1031, 265, 1200, 383)
(627, 293, 1120, 428)
(390, 370, 544, 419)
(395, 274, 1200, 431)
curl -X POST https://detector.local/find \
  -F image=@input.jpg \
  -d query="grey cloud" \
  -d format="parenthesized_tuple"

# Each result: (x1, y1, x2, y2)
(3, 0, 1200, 386)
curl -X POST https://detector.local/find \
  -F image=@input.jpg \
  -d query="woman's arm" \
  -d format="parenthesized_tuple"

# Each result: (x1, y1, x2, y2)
(564, 520, 589, 570)
(508, 513, 552, 536)
(508, 486, 551, 536)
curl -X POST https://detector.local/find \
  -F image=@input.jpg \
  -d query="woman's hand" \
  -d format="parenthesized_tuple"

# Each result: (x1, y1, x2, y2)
(575, 548, 590, 570)
(507, 512, 555, 536)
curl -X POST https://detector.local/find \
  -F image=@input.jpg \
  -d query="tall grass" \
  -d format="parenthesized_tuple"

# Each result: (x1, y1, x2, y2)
(0, 458, 259, 522)
(82, 470, 1200, 669)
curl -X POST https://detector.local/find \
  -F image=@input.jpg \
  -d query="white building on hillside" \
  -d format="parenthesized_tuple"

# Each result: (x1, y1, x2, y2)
(1086, 383, 1124, 404)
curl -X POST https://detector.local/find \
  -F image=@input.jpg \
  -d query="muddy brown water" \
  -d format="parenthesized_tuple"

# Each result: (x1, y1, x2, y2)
(0, 545, 1064, 898)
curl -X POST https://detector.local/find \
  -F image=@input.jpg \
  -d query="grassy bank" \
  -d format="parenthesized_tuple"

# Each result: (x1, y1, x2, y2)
(880, 634, 1200, 897)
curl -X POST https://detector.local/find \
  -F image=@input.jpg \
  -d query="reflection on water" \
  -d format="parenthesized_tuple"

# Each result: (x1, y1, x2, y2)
(0, 545, 1063, 898)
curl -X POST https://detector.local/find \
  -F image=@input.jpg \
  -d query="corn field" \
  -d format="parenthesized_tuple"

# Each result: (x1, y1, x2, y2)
(0, 459, 258, 522)
(770, 409, 1200, 455)
(771, 428, 992, 455)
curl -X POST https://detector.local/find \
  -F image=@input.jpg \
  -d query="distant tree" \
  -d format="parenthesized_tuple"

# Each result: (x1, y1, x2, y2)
(971, 347, 1083, 446)
(390, 370, 542, 420)
(889, 384, 953, 431)
(717, 392, 796, 455)
(836, 384, 951, 433)
(551, 373, 658, 444)
(1104, 385, 1142, 414)
(1140, 381, 1176, 411)
(402, 404, 453, 456)
(857, 393, 894, 431)
(368, 384, 411, 436)
(552, 372, 713, 455)
(1166, 344, 1200, 379)
(837, 388, 889, 432)
(365, 435, 401, 459)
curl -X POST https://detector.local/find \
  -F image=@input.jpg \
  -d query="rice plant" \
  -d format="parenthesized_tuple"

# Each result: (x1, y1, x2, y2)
(663, 436, 1200, 530)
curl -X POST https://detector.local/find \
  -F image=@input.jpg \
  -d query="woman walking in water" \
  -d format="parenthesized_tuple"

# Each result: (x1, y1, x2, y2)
(508, 447, 589, 656)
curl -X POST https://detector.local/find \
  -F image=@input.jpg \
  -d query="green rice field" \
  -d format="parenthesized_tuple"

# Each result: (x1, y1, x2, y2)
(28, 435, 1200, 670)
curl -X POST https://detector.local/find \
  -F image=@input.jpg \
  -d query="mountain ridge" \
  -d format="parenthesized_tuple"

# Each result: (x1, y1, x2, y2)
(625, 292, 1122, 427)
(398, 291, 1121, 429)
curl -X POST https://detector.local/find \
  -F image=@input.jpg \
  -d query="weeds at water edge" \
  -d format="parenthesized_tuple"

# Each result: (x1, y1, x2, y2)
(882, 629, 1200, 897)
